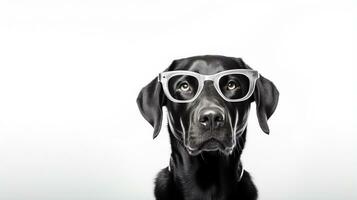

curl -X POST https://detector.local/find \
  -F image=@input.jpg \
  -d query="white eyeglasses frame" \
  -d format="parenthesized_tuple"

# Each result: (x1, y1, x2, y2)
(158, 69, 260, 103)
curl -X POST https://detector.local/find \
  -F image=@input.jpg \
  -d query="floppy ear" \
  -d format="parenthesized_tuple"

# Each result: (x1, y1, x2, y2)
(254, 75, 279, 134)
(136, 77, 165, 139)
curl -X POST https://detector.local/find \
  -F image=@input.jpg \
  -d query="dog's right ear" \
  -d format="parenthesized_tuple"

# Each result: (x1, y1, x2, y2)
(254, 75, 279, 134)
(137, 77, 165, 139)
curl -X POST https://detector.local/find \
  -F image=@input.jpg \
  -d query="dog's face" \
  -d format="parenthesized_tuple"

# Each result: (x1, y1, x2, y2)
(137, 56, 279, 156)
(165, 60, 252, 155)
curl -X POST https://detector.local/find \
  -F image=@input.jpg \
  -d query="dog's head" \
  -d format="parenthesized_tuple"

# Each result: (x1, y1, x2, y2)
(137, 55, 279, 156)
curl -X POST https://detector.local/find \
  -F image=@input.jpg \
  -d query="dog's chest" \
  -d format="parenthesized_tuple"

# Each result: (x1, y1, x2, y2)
(185, 188, 227, 200)
(182, 178, 230, 200)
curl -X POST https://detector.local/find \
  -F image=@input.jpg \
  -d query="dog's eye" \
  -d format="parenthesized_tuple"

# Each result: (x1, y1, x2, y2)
(227, 81, 240, 91)
(179, 82, 191, 92)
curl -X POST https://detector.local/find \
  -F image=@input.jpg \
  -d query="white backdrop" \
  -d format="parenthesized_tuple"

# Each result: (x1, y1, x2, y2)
(0, 0, 356, 199)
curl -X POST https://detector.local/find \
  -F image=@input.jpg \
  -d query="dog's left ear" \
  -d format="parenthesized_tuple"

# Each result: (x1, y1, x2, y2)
(136, 77, 165, 139)
(254, 75, 279, 134)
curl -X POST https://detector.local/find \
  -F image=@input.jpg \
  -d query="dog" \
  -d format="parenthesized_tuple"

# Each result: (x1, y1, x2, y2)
(137, 55, 279, 200)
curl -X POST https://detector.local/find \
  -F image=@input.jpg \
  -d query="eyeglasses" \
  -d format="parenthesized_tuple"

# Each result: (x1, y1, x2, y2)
(158, 69, 259, 103)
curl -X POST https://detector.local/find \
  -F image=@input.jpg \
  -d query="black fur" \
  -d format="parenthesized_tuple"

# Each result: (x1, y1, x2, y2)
(137, 55, 279, 200)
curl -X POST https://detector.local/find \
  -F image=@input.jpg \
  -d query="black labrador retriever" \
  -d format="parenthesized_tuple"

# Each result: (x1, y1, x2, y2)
(137, 55, 279, 200)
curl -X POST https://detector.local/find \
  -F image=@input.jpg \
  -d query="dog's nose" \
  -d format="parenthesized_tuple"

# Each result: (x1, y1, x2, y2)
(198, 108, 225, 129)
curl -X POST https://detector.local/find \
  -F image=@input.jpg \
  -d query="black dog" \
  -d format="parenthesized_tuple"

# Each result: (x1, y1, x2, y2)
(137, 55, 279, 200)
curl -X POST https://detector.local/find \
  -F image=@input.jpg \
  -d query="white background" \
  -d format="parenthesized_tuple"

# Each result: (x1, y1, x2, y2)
(0, 0, 356, 199)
